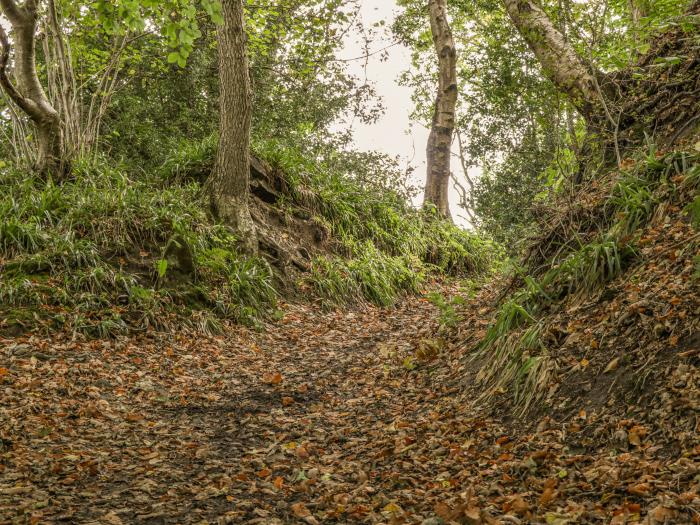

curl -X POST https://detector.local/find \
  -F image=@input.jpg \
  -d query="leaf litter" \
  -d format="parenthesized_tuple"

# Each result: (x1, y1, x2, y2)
(0, 269, 698, 524)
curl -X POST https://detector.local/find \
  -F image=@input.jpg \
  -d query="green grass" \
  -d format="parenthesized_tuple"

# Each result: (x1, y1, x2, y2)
(473, 148, 700, 411)
(0, 157, 277, 335)
(157, 136, 503, 308)
(305, 242, 422, 307)
(1, 138, 502, 335)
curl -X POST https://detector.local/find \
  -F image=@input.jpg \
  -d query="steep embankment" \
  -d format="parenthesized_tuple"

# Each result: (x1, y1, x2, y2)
(0, 143, 496, 337)
(434, 147, 700, 523)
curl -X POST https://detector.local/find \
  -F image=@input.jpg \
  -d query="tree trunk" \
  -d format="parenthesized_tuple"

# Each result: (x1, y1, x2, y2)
(628, 0, 650, 24)
(502, 0, 605, 125)
(504, 0, 700, 155)
(0, 0, 65, 176)
(423, 0, 458, 220)
(205, 0, 257, 255)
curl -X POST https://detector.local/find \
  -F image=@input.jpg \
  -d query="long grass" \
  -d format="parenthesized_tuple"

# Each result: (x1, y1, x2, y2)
(473, 148, 700, 411)
(0, 156, 277, 335)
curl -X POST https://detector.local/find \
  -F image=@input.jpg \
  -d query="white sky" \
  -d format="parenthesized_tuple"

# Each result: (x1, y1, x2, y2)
(335, 1, 474, 227)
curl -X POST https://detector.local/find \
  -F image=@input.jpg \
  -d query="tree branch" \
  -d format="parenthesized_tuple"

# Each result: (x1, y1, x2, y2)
(0, 0, 23, 24)
(0, 19, 40, 120)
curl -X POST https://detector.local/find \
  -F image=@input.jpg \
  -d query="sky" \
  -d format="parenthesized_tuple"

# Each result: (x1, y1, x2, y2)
(335, 1, 474, 227)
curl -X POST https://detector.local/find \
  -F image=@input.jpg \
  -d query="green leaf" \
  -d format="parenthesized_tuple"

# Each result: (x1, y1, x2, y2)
(156, 259, 168, 278)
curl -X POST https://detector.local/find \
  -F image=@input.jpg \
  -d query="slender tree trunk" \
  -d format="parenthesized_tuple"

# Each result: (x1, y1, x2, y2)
(205, 0, 257, 255)
(0, 0, 65, 176)
(628, 0, 650, 24)
(424, 0, 457, 219)
(502, 0, 605, 125)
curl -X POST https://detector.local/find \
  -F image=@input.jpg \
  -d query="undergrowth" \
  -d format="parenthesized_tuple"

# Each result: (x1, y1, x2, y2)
(249, 139, 501, 305)
(1, 138, 501, 335)
(0, 157, 276, 336)
(475, 148, 700, 412)
(161, 136, 502, 307)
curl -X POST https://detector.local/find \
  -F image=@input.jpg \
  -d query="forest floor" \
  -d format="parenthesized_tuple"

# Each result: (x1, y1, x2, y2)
(1, 284, 698, 525)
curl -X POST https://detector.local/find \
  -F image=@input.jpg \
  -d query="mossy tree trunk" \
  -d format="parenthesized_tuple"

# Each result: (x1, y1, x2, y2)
(502, 0, 606, 127)
(424, 0, 458, 220)
(205, 0, 258, 255)
(0, 0, 66, 177)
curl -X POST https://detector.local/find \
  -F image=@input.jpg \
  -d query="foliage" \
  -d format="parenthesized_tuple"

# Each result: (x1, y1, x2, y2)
(473, 148, 700, 410)
(394, 0, 694, 245)
(155, 136, 501, 307)
(426, 291, 466, 329)
(0, 158, 276, 335)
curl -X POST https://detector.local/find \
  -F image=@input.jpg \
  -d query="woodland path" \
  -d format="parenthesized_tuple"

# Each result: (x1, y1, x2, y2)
(1, 289, 479, 524)
(3, 288, 698, 524)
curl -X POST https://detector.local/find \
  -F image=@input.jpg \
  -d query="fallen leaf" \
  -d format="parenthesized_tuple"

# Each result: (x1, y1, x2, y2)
(291, 502, 311, 518)
(604, 357, 620, 373)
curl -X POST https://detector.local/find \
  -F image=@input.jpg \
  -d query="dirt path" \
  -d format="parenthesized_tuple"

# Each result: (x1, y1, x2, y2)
(2, 291, 698, 524)
(1, 293, 462, 524)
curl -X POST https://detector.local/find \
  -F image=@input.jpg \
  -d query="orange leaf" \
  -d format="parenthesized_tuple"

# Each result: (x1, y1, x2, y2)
(291, 502, 311, 518)
(257, 468, 271, 478)
(263, 372, 283, 384)
(282, 396, 295, 406)
(628, 482, 650, 496)
(434, 502, 452, 520)
(273, 476, 284, 489)
(0, 367, 9, 377)
(509, 495, 529, 515)
(541, 487, 555, 505)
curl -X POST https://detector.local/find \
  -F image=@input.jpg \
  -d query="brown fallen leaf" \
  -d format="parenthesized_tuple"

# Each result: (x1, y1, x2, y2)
(627, 482, 650, 496)
(291, 502, 311, 518)
(509, 495, 529, 514)
(263, 372, 283, 384)
(649, 505, 676, 523)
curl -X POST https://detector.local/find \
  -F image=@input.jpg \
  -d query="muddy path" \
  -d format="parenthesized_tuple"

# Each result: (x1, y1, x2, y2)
(1, 295, 457, 524)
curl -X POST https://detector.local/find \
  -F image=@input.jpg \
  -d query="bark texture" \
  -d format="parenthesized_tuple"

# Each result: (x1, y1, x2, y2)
(0, 0, 65, 176)
(504, 0, 700, 165)
(424, 0, 458, 219)
(206, 0, 258, 255)
(502, 0, 604, 124)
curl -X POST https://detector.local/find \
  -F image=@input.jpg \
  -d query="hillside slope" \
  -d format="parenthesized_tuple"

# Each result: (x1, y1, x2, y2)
(428, 145, 700, 523)
(0, 144, 497, 337)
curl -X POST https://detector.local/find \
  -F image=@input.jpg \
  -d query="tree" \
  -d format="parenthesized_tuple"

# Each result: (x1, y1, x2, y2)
(0, 0, 64, 176)
(628, 0, 650, 24)
(501, 0, 603, 127)
(502, 0, 700, 153)
(204, 0, 258, 255)
(424, 0, 458, 219)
